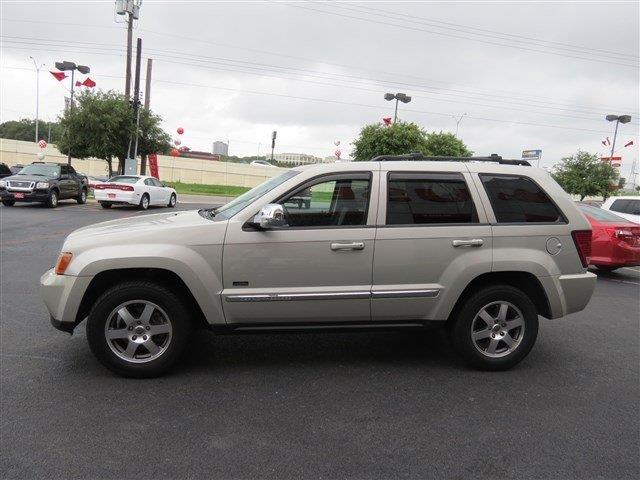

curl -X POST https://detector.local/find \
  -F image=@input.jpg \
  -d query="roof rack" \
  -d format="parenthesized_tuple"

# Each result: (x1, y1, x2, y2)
(370, 152, 531, 166)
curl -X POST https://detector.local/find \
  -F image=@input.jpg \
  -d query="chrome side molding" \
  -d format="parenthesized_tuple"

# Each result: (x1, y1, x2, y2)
(225, 289, 439, 302)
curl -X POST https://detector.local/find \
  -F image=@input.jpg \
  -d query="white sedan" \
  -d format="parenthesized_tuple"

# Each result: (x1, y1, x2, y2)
(94, 175, 177, 210)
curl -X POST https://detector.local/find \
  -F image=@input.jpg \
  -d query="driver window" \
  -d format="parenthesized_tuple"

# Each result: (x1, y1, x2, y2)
(281, 177, 370, 227)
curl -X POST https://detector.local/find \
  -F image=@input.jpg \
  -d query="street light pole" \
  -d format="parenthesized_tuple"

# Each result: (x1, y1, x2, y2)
(384, 92, 412, 123)
(55, 60, 90, 166)
(606, 114, 632, 159)
(67, 68, 75, 165)
(30, 56, 44, 143)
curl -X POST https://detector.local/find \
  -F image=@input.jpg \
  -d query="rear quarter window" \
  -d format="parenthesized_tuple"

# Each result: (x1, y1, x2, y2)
(480, 174, 565, 223)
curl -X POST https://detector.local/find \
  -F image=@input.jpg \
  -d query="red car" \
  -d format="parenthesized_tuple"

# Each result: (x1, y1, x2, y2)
(577, 203, 640, 271)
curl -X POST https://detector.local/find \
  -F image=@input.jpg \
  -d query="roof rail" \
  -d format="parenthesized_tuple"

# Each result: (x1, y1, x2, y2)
(370, 152, 531, 166)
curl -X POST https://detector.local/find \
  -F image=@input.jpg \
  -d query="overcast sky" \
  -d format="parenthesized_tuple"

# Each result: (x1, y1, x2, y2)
(1, 0, 639, 177)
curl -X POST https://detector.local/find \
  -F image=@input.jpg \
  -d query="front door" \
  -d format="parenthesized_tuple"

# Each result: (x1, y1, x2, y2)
(222, 172, 378, 325)
(58, 165, 75, 198)
(372, 167, 492, 321)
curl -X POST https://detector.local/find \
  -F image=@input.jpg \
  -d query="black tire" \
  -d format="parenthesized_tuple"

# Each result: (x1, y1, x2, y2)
(100, 202, 112, 209)
(1, 200, 15, 207)
(168, 193, 177, 208)
(86, 280, 194, 378)
(77, 188, 88, 204)
(448, 285, 538, 371)
(596, 265, 619, 272)
(139, 193, 150, 210)
(46, 190, 59, 208)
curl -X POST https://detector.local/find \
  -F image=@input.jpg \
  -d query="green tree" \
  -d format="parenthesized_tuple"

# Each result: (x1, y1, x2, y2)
(351, 121, 471, 160)
(57, 90, 171, 176)
(0, 118, 64, 143)
(552, 150, 618, 201)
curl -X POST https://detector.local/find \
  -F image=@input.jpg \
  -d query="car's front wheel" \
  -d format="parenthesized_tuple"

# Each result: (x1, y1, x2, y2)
(86, 281, 193, 377)
(449, 285, 538, 371)
(46, 190, 58, 208)
(77, 188, 87, 204)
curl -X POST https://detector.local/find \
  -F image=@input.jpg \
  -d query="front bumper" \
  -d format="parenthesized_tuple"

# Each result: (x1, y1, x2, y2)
(0, 189, 49, 202)
(40, 269, 93, 333)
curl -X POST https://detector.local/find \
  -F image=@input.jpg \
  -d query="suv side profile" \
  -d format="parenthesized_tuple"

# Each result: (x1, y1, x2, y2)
(40, 155, 596, 377)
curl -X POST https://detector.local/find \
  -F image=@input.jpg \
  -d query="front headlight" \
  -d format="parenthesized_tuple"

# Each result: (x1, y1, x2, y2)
(0, 180, 6, 188)
(35, 181, 49, 189)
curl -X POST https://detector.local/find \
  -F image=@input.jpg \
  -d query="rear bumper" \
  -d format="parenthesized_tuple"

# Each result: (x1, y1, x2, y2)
(95, 190, 140, 205)
(541, 272, 597, 318)
(0, 189, 49, 202)
(40, 269, 93, 332)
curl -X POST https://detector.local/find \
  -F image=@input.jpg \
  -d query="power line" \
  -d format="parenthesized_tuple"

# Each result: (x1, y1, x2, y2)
(3, 17, 636, 113)
(327, 1, 639, 61)
(4, 36, 637, 121)
(286, 3, 639, 68)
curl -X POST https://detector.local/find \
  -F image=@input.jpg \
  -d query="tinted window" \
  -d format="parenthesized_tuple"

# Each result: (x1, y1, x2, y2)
(281, 177, 370, 227)
(480, 174, 564, 223)
(144, 178, 154, 186)
(611, 199, 640, 215)
(18, 164, 61, 178)
(387, 173, 478, 224)
(152, 178, 163, 187)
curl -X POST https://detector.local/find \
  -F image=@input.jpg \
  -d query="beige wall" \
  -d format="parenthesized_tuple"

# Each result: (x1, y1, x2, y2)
(0, 138, 287, 187)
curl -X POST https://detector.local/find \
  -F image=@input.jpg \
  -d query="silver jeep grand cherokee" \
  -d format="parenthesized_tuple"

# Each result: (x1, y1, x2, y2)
(41, 154, 596, 377)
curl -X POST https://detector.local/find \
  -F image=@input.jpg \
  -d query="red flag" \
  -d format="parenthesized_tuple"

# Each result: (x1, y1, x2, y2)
(382, 117, 392, 126)
(75, 80, 82, 87)
(82, 77, 96, 87)
(625, 140, 634, 147)
(50, 71, 67, 81)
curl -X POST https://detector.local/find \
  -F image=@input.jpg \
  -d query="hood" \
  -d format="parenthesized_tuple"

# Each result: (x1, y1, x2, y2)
(4, 174, 56, 183)
(64, 209, 228, 251)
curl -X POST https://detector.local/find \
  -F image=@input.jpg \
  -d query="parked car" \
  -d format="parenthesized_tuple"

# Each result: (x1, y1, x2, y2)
(94, 175, 177, 210)
(79, 174, 108, 190)
(41, 154, 596, 377)
(0, 163, 12, 179)
(601, 196, 640, 224)
(0, 162, 88, 208)
(250, 160, 276, 167)
(577, 203, 640, 271)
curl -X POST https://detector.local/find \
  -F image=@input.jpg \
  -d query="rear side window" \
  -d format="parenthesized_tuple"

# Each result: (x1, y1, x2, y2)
(610, 199, 640, 215)
(387, 173, 478, 225)
(480, 174, 565, 223)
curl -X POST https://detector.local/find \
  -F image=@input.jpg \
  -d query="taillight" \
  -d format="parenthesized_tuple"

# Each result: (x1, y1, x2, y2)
(606, 227, 640, 246)
(117, 185, 134, 191)
(96, 183, 134, 191)
(571, 230, 592, 268)
(94, 184, 106, 190)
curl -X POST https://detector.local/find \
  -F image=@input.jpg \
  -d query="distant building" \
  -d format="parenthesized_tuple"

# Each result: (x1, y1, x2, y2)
(178, 148, 221, 161)
(270, 153, 332, 166)
(212, 141, 229, 156)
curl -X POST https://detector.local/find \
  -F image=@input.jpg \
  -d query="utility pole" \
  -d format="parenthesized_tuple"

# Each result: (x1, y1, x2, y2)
(115, 1, 141, 99)
(29, 56, 44, 142)
(271, 130, 277, 162)
(126, 37, 143, 175)
(140, 58, 152, 175)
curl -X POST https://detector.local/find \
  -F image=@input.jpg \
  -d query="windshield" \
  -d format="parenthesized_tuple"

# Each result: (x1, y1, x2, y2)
(578, 204, 629, 222)
(108, 176, 140, 184)
(214, 170, 299, 219)
(18, 164, 60, 177)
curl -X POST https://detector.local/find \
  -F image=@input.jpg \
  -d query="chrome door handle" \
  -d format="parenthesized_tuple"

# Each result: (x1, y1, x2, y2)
(331, 242, 365, 251)
(452, 239, 484, 248)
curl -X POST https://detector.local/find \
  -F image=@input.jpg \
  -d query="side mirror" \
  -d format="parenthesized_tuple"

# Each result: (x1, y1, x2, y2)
(253, 203, 286, 229)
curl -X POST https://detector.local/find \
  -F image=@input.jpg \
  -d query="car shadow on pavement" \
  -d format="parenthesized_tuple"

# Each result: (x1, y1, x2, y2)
(180, 327, 460, 374)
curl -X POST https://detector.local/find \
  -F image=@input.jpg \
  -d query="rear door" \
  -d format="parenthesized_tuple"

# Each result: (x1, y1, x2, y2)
(372, 162, 492, 321)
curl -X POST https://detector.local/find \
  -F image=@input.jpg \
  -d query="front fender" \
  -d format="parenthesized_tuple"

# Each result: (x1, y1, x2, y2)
(70, 244, 225, 325)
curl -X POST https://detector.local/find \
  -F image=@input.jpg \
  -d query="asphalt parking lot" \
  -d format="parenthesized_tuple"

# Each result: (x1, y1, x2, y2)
(1, 200, 639, 480)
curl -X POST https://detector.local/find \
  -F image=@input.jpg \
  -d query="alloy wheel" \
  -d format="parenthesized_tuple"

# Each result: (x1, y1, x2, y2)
(104, 300, 172, 363)
(470, 301, 525, 358)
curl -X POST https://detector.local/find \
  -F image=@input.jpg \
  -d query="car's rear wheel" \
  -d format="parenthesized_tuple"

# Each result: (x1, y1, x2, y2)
(100, 202, 112, 209)
(46, 190, 58, 208)
(168, 193, 177, 208)
(86, 281, 193, 378)
(77, 188, 87, 204)
(449, 285, 538, 371)
(139, 193, 150, 210)
(596, 265, 619, 272)
(1, 200, 15, 206)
